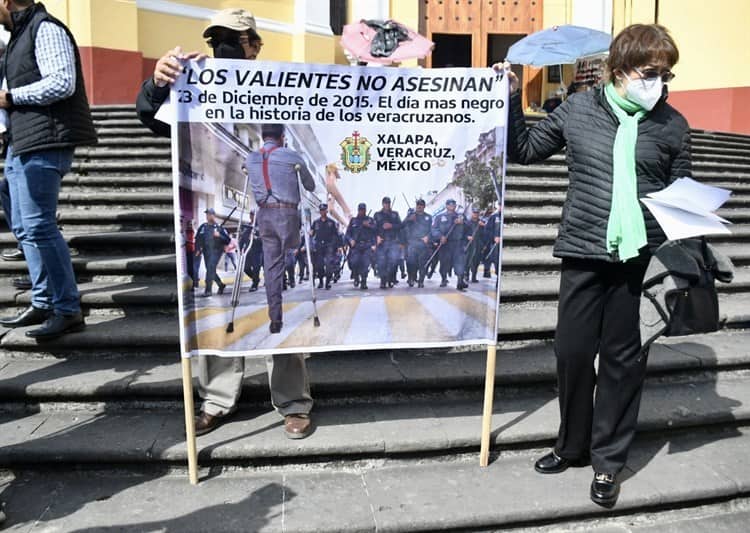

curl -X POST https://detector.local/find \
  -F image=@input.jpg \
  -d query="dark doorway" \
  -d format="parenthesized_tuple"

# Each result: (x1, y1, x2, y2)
(487, 33, 526, 85)
(431, 33, 472, 67)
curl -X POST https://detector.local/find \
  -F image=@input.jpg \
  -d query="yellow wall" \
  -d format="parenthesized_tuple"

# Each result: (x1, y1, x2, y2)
(177, 0, 295, 23)
(543, 0, 572, 28)
(657, 0, 750, 91)
(388, 0, 420, 66)
(611, 0, 656, 32)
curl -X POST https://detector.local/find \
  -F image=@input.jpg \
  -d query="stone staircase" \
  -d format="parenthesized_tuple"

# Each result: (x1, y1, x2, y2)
(0, 107, 749, 531)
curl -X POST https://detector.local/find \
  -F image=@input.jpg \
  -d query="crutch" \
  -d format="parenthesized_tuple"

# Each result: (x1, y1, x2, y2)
(295, 164, 321, 327)
(226, 166, 253, 333)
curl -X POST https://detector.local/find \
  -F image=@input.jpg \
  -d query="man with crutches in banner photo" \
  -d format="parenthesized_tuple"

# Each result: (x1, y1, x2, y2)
(135, 8, 315, 440)
(245, 123, 317, 437)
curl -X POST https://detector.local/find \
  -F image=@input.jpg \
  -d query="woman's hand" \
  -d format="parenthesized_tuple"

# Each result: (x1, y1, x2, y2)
(492, 61, 519, 94)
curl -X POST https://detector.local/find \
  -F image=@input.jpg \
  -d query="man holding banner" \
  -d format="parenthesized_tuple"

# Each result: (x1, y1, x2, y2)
(135, 9, 314, 440)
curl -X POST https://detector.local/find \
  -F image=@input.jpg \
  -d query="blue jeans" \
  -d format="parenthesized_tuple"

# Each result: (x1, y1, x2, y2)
(5, 147, 79, 314)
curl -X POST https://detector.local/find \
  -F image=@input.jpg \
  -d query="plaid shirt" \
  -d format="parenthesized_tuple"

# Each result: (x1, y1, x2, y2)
(9, 21, 76, 106)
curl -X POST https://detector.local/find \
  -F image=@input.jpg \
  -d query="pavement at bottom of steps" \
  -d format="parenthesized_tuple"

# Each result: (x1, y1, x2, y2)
(1, 424, 750, 532)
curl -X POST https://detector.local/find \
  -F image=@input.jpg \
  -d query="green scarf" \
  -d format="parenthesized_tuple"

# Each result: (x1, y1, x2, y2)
(603, 82, 648, 261)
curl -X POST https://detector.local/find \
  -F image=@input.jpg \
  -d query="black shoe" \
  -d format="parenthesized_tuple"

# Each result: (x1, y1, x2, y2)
(380, 279, 387, 289)
(12, 276, 33, 290)
(483, 271, 491, 278)
(217, 283, 226, 295)
(440, 278, 448, 287)
(360, 282, 367, 290)
(2, 248, 24, 261)
(200, 291, 212, 298)
(401, 271, 406, 279)
(471, 277, 478, 283)
(26, 312, 85, 339)
(590, 472, 619, 508)
(407, 279, 414, 287)
(269, 320, 283, 334)
(353, 276, 360, 288)
(457, 281, 468, 291)
(317, 280, 323, 289)
(534, 451, 588, 474)
(417, 280, 424, 288)
(0, 305, 53, 328)
(289, 279, 295, 288)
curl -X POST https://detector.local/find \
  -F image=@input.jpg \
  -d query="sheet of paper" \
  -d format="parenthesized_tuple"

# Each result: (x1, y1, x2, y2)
(641, 198, 731, 240)
(648, 177, 731, 212)
(644, 197, 731, 224)
(154, 96, 173, 125)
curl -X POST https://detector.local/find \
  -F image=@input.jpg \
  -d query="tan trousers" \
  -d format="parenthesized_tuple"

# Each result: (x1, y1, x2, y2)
(197, 354, 313, 417)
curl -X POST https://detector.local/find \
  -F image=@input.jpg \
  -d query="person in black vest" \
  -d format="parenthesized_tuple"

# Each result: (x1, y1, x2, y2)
(431, 199, 469, 291)
(239, 219, 263, 292)
(194, 208, 230, 297)
(374, 196, 402, 289)
(464, 207, 486, 283)
(345, 202, 376, 290)
(498, 24, 691, 507)
(403, 199, 432, 288)
(311, 203, 339, 290)
(0, 0, 97, 339)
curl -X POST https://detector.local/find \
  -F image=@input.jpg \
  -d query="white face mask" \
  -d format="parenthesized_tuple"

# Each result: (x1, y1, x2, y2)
(622, 72, 663, 111)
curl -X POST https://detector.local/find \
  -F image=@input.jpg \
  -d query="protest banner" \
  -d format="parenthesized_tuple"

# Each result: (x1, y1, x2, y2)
(168, 59, 509, 482)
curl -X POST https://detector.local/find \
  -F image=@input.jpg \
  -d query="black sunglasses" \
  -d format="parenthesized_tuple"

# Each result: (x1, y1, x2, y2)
(634, 67, 675, 83)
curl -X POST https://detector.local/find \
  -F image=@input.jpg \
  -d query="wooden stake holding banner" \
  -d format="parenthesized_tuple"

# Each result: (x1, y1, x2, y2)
(181, 358, 199, 484)
(479, 342, 497, 467)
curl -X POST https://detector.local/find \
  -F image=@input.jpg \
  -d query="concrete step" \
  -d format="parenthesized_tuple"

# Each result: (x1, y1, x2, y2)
(0, 313, 178, 353)
(501, 223, 750, 244)
(499, 266, 750, 301)
(504, 176, 750, 195)
(0, 230, 174, 252)
(503, 190, 750, 207)
(509, 154, 750, 172)
(0, 208, 173, 233)
(94, 127, 161, 137)
(0, 329, 747, 400)
(503, 206, 750, 223)
(0, 253, 175, 277)
(94, 136, 170, 147)
(499, 291, 750, 340)
(55, 190, 173, 205)
(506, 166, 750, 182)
(0, 280, 177, 310)
(0, 283, 746, 351)
(1, 367, 750, 466)
(2, 426, 750, 532)
(75, 147, 171, 159)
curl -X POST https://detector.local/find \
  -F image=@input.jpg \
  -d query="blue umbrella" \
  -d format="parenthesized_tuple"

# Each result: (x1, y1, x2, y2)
(506, 25, 611, 67)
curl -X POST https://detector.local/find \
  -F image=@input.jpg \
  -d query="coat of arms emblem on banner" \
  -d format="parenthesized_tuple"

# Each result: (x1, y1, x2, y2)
(339, 131, 372, 173)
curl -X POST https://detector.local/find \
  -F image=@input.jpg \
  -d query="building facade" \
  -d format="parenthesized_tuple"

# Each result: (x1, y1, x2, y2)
(11, 0, 748, 134)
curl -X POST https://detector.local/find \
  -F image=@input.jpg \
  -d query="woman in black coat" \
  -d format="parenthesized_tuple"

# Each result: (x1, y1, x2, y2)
(498, 24, 691, 507)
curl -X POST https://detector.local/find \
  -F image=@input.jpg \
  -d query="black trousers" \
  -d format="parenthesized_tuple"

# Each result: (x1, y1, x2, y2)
(553, 256, 649, 475)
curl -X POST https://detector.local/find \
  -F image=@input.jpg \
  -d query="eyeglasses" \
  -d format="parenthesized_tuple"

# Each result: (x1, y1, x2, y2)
(239, 36, 263, 50)
(634, 67, 675, 83)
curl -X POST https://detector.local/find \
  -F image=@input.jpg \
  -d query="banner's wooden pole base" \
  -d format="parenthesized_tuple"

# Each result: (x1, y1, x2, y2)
(181, 357, 199, 484)
(480, 343, 497, 467)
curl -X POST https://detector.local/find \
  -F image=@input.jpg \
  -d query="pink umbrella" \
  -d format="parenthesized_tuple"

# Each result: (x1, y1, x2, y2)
(341, 19, 434, 65)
